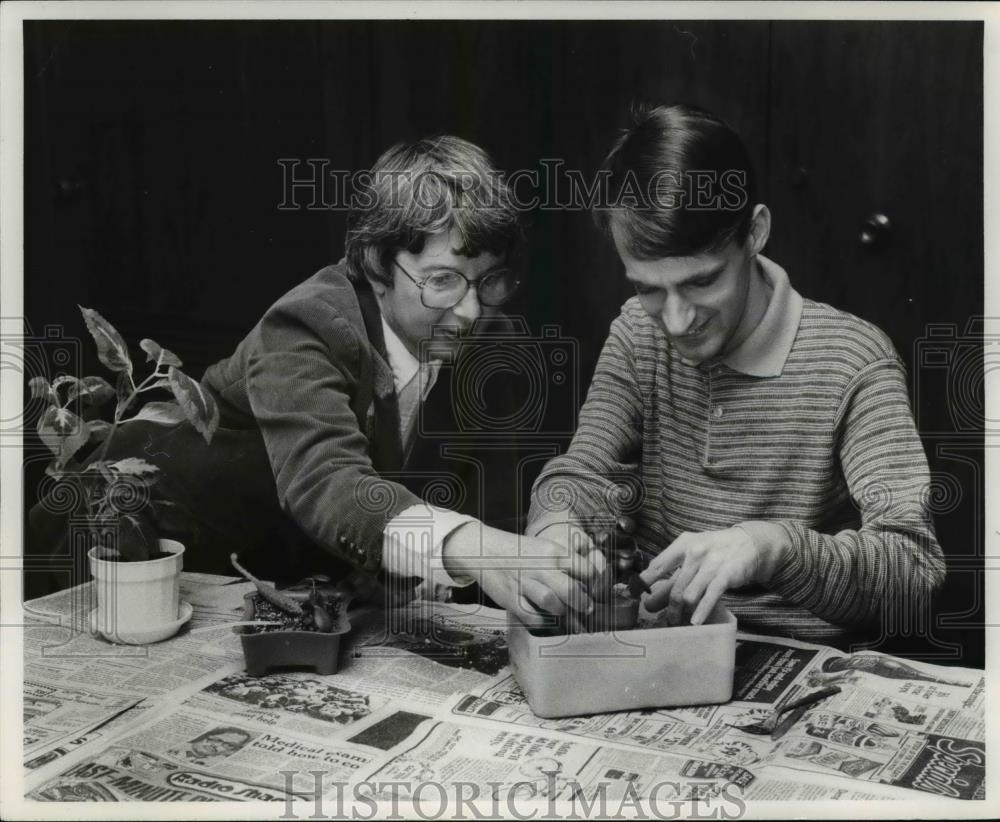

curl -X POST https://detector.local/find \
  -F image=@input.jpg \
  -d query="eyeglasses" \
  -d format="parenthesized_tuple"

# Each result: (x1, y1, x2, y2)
(394, 260, 520, 309)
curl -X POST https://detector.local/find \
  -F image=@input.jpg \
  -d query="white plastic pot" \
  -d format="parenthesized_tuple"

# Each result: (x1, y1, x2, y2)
(88, 538, 186, 644)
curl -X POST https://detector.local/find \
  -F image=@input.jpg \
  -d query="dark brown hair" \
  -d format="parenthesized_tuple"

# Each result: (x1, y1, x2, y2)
(346, 136, 522, 286)
(594, 103, 757, 258)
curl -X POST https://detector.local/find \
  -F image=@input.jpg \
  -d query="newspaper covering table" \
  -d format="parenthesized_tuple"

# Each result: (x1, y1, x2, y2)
(21, 575, 986, 810)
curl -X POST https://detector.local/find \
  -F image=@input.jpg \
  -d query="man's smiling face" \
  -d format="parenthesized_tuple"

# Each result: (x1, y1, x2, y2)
(371, 228, 506, 361)
(611, 206, 770, 364)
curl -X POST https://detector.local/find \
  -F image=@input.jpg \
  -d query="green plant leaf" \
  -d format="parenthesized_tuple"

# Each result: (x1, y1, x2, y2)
(138, 339, 160, 363)
(79, 306, 132, 374)
(37, 406, 90, 466)
(28, 376, 52, 401)
(87, 420, 113, 442)
(124, 400, 186, 426)
(139, 338, 183, 368)
(51, 375, 80, 397)
(109, 457, 159, 477)
(167, 367, 219, 445)
(47, 406, 79, 436)
(69, 375, 115, 405)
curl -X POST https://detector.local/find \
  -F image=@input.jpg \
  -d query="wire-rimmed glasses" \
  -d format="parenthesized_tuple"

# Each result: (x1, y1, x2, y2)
(394, 260, 520, 309)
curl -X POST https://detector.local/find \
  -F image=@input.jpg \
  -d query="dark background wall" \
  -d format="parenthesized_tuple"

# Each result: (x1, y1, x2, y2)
(22, 20, 985, 666)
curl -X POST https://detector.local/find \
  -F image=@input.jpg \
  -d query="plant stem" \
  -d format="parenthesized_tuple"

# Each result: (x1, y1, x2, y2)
(94, 369, 163, 465)
(92, 417, 122, 466)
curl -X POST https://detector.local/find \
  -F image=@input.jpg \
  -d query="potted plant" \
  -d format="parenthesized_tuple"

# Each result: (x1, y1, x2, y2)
(29, 306, 219, 644)
(229, 555, 354, 676)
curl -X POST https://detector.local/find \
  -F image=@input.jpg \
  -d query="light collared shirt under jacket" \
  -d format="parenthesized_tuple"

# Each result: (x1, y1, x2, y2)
(379, 316, 475, 593)
(528, 256, 944, 643)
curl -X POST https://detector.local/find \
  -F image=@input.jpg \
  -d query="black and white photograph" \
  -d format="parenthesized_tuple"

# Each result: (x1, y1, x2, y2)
(1, 1, 995, 818)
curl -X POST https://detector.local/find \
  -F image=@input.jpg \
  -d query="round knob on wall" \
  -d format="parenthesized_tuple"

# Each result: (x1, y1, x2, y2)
(859, 213, 891, 246)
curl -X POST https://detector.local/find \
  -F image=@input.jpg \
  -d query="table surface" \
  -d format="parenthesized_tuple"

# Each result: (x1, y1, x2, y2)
(19, 574, 986, 807)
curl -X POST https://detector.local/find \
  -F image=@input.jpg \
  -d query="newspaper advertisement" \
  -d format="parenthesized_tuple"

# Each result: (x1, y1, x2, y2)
(451, 634, 985, 800)
(359, 718, 900, 810)
(361, 718, 754, 804)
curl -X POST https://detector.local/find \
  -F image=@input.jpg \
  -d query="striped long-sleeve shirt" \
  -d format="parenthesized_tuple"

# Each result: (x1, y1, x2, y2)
(528, 257, 944, 643)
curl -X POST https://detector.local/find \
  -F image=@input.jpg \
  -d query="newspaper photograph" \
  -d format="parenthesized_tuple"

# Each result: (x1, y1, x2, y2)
(194, 671, 394, 737)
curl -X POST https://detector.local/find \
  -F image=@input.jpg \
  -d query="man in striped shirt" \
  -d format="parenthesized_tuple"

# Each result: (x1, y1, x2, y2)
(527, 105, 944, 644)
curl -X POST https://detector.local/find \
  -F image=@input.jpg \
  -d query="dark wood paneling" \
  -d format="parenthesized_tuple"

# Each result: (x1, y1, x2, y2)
(767, 22, 982, 362)
(767, 21, 984, 665)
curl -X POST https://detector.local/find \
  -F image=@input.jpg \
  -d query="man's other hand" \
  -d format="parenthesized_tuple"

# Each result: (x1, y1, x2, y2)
(640, 524, 788, 626)
(443, 522, 603, 632)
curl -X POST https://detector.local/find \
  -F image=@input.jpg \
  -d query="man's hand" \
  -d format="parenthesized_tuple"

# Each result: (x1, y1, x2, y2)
(443, 521, 603, 632)
(524, 508, 607, 577)
(640, 524, 787, 626)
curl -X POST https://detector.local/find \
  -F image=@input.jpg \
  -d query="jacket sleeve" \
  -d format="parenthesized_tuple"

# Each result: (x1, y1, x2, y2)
(528, 308, 644, 534)
(763, 357, 946, 628)
(246, 296, 421, 574)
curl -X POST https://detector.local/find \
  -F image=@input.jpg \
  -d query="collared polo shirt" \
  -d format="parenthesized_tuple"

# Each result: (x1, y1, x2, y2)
(530, 255, 943, 643)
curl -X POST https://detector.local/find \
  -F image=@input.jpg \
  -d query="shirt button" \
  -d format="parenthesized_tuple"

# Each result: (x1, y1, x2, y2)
(713, 406, 724, 418)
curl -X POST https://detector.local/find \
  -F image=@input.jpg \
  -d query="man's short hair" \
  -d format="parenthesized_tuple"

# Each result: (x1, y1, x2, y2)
(594, 103, 757, 258)
(345, 136, 522, 287)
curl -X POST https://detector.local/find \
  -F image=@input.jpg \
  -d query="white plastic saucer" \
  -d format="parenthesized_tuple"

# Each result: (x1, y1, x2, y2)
(90, 601, 193, 645)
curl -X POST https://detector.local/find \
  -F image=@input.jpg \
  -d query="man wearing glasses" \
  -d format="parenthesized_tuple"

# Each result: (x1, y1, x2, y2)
(149, 137, 602, 622)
